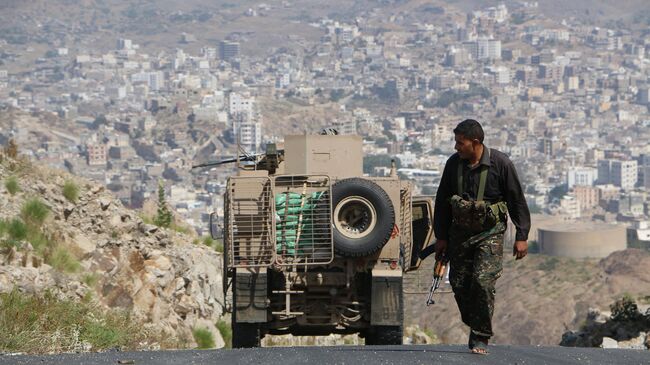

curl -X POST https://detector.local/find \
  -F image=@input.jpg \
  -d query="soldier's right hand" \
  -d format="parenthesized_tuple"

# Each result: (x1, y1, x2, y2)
(435, 239, 448, 261)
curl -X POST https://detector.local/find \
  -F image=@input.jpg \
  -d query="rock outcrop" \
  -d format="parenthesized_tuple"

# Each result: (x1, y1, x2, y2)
(561, 298, 650, 350)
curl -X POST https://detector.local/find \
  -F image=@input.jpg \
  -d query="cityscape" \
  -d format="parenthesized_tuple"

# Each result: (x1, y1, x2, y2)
(1, 1, 650, 252)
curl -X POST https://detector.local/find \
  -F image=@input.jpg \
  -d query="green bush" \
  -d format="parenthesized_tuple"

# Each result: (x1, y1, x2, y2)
(63, 180, 79, 203)
(5, 176, 19, 195)
(0, 289, 148, 354)
(7, 218, 27, 243)
(192, 327, 215, 349)
(216, 319, 232, 348)
(47, 246, 80, 273)
(20, 198, 49, 227)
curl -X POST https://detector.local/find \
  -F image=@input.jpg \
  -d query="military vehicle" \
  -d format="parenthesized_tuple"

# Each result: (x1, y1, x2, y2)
(205, 133, 434, 347)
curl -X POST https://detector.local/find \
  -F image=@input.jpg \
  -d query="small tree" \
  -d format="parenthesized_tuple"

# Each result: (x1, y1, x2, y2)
(5, 176, 19, 195)
(62, 180, 79, 203)
(154, 181, 172, 228)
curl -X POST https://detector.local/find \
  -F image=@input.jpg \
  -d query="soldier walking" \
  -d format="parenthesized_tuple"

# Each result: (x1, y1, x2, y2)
(427, 119, 531, 354)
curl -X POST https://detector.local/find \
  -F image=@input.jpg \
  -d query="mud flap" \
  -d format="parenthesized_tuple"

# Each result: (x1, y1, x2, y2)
(370, 269, 403, 326)
(234, 268, 268, 323)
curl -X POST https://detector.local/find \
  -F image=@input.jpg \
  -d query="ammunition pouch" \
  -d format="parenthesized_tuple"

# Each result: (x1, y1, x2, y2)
(450, 195, 507, 234)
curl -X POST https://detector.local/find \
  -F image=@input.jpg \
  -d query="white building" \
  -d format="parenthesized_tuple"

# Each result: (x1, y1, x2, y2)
(117, 38, 132, 50)
(567, 166, 597, 189)
(611, 160, 637, 190)
(228, 92, 254, 119)
(237, 121, 262, 153)
(477, 38, 501, 60)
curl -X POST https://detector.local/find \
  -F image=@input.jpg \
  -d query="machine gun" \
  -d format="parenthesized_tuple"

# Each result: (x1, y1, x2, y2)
(426, 255, 448, 306)
(191, 143, 284, 174)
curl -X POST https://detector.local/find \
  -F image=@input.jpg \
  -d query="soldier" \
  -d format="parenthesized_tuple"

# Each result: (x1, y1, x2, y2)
(427, 119, 530, 355)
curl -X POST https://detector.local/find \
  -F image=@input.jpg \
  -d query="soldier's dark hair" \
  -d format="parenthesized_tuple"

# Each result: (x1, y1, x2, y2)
(453, 119, 484, 143)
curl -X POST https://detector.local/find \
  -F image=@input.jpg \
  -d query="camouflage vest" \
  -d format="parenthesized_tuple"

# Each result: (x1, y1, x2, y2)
(450, 149, 508, 233)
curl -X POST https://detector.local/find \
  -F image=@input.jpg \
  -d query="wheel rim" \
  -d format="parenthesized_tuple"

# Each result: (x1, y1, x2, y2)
(333, 196, 377, 239)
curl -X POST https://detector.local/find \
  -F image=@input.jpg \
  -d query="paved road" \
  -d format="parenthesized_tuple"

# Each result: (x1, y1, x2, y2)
(1, 345, 648, 365)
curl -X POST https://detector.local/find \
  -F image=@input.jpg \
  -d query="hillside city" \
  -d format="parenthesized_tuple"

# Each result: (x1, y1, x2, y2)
(1, 1, 649, 251)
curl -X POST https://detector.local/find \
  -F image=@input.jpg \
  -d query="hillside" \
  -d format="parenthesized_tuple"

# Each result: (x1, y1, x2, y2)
(0, 148, 226, 351)
(405, 249, 650, 346)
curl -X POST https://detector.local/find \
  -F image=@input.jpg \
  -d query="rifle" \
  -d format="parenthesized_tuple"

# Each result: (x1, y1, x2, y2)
(426, 254, 448, 306)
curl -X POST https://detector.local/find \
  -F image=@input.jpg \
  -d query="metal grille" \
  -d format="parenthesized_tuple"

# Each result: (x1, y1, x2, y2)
(226, 176, 275, 268)
(400, 183, 413, 268)
(272, 175, 333, 266)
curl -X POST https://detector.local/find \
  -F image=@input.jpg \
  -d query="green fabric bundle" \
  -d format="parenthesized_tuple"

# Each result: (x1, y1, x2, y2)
(275, 191, 326, 255)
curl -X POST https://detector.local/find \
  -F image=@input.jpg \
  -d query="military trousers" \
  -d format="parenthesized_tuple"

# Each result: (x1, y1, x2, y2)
(447, 221, 506, 338)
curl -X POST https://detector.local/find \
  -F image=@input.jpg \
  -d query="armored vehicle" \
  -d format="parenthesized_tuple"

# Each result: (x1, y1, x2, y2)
(211, 134, 434, 347)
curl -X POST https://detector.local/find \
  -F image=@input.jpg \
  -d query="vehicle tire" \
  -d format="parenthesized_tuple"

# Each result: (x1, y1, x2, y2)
(331, 178, 395, 257)
(232, 322, 261, 348)
(365, 276, 403, 346)
(365, 325, 403, 345)
(231, 275, 262, 348)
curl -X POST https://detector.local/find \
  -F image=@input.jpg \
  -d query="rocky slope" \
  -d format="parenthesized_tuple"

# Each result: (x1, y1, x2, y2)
(0, 154, 225, 349)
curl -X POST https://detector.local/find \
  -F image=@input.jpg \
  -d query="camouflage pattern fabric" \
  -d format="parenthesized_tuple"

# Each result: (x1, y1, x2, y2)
(448, 220, 507, 338)
(450, 195, 494, 233)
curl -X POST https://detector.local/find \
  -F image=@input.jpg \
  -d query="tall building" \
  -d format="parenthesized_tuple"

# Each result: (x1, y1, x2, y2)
(219, 41, 240, 61)
(476, 37, 501, 60)
(611, 160, 638, 190)
(228, 92, 254, 120)
(597, 159, 612, 185)
(148, 72, 164, 91)
(235, 119, 262, 153)
(598, 159, 638, 189)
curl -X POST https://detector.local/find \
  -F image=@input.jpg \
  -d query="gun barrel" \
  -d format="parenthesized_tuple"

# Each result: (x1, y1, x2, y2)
(191, 155, 256, 169)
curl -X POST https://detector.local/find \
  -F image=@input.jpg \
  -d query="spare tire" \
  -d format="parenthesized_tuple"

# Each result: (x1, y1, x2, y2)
(331, 178, 395, 257)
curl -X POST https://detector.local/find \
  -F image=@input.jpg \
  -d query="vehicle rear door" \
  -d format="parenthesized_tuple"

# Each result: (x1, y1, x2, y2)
(408, 196, 434, 271)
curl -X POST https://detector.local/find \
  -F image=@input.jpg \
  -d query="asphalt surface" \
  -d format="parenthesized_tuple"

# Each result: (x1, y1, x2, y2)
(1, 345, 648, 365)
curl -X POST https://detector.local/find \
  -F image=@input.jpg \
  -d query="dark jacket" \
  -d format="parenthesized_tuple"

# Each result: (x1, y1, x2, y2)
(433, 146, 531, 242)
